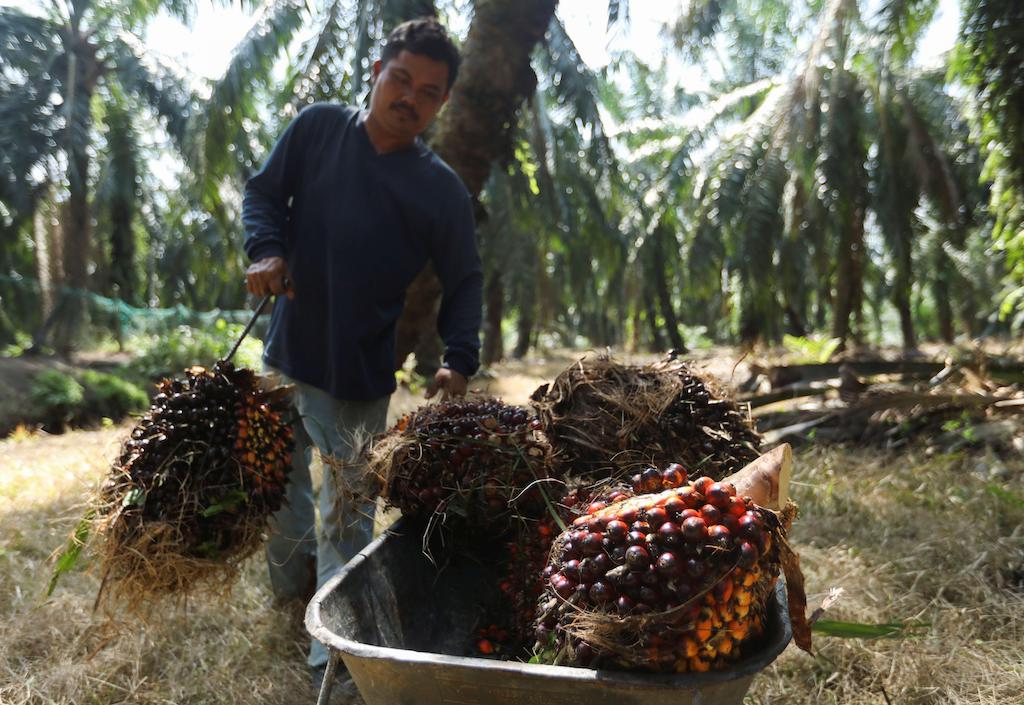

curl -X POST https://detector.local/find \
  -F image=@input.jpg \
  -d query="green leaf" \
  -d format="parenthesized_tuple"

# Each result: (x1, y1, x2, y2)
(200, 489, 250, 517)
(46, 511, 94, 597)
(985, 484, 1024, 511)
(121, 487, 146, 507)
(811, 619, 930, 639)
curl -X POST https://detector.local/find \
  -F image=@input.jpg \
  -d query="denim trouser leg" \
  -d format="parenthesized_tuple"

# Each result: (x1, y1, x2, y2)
(263, 369, 389, 670)
(264, 415, 317, 599)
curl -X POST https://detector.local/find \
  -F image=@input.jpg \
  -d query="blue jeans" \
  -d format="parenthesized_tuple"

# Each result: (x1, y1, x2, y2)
(263, 367, 389, 669)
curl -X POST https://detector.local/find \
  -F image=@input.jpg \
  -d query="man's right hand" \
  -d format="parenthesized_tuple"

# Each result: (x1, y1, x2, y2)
(246, 257, 295, 299)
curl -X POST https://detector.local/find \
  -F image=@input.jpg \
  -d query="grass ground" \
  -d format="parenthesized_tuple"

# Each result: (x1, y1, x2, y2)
(1, 352, 1022, 704)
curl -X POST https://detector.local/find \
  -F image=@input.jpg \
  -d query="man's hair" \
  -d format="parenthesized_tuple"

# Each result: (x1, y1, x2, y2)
(381, 17, 461, 90)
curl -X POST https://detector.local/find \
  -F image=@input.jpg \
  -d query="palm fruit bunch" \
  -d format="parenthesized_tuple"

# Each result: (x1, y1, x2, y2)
(477, 468, 691, 658)
(94, 360, 293, 601)
(532, 463, 785, 673)
(370, 397, 550, 531)
(531, 354, 762, 479)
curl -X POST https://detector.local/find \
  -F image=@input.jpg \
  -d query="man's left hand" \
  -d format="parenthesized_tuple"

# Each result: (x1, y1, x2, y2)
(425, 367, 468, 400)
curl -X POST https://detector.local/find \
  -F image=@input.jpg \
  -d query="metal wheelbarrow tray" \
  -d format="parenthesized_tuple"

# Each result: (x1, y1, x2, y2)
(307, 518, 792, 705)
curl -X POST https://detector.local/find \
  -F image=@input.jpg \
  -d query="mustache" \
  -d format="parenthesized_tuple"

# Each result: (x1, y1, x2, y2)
(391, 102, 418, 121)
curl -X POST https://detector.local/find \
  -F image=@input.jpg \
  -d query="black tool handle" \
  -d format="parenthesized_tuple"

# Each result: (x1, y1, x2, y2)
(224, 294, 271, 364)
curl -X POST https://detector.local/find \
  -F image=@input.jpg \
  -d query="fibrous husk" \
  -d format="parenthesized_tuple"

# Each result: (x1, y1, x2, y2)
(89, 361, 294, 610)
(531, 353, 762, 480)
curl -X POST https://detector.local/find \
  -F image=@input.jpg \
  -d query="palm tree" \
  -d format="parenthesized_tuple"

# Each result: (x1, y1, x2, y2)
(954, 0, 1024, 330)
(668, 0, 975, 349)
(0, 0, 201, 352)
(391, 0, 559, 369)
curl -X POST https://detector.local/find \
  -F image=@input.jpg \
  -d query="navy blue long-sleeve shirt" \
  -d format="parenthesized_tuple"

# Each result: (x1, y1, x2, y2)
(242, 103, 483, 401)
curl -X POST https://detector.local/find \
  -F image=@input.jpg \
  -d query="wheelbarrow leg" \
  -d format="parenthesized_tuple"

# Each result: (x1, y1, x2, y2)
(315, 652, 339, 705)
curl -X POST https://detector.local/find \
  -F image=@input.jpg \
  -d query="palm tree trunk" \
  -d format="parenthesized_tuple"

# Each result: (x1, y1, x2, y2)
(34, 197, 61, 321)
(481, 270, 504, 365)
(52, 30, 100, 356)
(392, 0, 558, 370)
(893, 265, 917, 349)
(830, 206, 865, 346)
(513, 292, 534, 359)
(649, 231, 688, 353)
(643, 285, 667, 352)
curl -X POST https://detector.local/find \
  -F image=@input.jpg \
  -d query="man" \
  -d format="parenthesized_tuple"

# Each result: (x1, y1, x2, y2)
(241, 18, 482, 688)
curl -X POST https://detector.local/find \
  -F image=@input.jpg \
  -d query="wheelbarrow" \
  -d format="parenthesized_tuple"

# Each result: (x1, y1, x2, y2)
(306, 518, 793, 705)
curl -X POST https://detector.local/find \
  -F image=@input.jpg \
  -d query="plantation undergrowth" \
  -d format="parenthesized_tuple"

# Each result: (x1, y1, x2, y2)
(1, 354, 1021, 705)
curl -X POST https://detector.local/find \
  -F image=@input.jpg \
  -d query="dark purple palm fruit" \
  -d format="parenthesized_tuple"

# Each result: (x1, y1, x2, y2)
(375, 397, 551, 530)
(532, 463, 785, 673)
(109, 360, 294, 557)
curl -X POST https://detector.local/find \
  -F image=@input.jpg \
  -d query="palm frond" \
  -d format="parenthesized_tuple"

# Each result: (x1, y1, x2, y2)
(871, 0, 938, 64)
(666, 0, 730, 60)
(537, 17, 613, 168)
(0, 9, 64, 215)
(107, 33, 199, 153)
(203, 0, 308, 184)
(95, 84, 141, 302)
(606, 0, 629, 29)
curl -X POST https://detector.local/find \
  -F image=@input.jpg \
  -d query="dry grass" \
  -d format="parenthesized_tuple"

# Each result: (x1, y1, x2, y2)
(2, 356, 1022, 704)
(753, 445, 1024, 705)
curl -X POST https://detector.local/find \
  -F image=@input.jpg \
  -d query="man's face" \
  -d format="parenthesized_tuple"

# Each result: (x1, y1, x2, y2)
(369, 50, 450, 141)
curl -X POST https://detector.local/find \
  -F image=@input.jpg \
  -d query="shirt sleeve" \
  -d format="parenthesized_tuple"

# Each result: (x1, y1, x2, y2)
(432, 188, 483, 379)
(242, 111, 307, 262)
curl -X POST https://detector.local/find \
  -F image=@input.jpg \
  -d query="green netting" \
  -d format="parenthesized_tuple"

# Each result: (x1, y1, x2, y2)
(0, 274, 259, 347)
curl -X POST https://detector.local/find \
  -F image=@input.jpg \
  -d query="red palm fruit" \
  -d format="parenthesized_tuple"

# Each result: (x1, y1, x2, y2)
(590, 581, 614, 603)
(693, 476, 714, 495)
(728, 496, 748, 517)
(639, 586, 660, 605)
(677, 486, 702, 509)
(581, 532, 604, 556)
(641, 467, 662, 492)
(679, 508, 700, 522)
(684, 557, 706, 579)
(606, 519, 629, 542)
(708, 524, 733, 549)
(563, 559, 582, 581)
(551, 574, 575, 598)
(645, 506, 669, 528)
(681, 516, 708, 542)
(738, 512, 763, 540)
(664, 496, 686, 517)
(700, 504, 722, 525)
(625, 545, 651, 571)
(644, 533, 660, 552)
(662, 464, 687, 488)
(738, 541, 760, 567)
(721, 514, 741, 536)
(656, 552, 681, 577)
(534, 467, 789, 674)
(705, 482, 736, 509)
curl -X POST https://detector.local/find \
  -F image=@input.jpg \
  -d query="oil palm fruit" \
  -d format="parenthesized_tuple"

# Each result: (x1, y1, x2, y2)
(110, 360, 293, 555)
(533, 464, 783, 673)
(379, 398, 550, 530)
